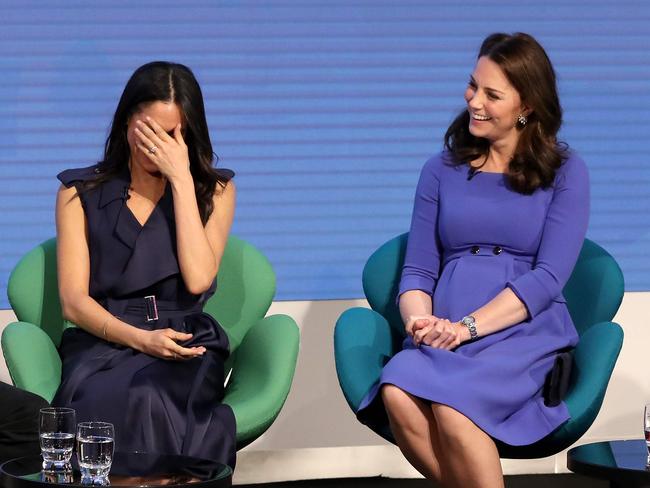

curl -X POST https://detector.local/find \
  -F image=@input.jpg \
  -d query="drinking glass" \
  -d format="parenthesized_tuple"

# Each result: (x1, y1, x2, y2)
(42, 467, 74, 484)
(644, 404, 650, 465)
(76, 422, 115, 485)
(39, 407, 76, 469)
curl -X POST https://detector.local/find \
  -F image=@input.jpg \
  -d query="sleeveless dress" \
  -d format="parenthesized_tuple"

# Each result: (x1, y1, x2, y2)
(52, 164, 236, 468)
(357, 151, 590, 446)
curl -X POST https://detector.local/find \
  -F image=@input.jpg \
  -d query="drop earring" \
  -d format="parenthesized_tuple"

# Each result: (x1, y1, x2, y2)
(517, 114, 527, 126)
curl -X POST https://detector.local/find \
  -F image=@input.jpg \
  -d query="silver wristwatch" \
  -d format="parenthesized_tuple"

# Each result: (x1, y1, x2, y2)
(460, 315, 478, 341)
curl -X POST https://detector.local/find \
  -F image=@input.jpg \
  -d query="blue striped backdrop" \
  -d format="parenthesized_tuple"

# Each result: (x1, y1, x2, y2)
(1, 1, 648, 307)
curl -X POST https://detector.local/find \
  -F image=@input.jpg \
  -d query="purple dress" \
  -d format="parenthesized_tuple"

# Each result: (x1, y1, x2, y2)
(52, 164, 236, 468)
(357, 151, 590, 446)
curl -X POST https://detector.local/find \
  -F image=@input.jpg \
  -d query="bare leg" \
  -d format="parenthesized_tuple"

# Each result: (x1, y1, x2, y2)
(431, 403, 504, 488)
(381, 384, 444, 484)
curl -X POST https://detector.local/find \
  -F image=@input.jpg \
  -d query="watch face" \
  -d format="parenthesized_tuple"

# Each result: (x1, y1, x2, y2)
(462, 316, 475, 326)
(461, 316, 477, 340)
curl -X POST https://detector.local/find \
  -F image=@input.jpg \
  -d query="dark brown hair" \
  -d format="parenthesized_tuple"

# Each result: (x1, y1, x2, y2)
(444, 33, 568, 194)
(83, 61, 229, 224)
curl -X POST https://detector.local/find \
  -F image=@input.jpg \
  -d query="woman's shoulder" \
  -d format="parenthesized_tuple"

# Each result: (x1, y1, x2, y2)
(556, 150, 589, 186)
(420, 151, 461, 179)
(214, 167, 235, 182)
(57, 163, 100, 188)
(212, 167, 236, 200)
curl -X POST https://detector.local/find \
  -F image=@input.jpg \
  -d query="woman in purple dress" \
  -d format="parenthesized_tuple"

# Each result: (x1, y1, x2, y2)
(53, 62, 236, 468)
(357, 33, 589, 487)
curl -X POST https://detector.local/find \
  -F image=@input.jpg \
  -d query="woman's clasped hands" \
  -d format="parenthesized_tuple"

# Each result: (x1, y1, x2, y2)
(405, 315, 469, 350)
(136, 328, 206, 361)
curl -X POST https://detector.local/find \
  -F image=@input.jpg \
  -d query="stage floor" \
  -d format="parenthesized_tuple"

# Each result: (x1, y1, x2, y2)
(239, 473, 607, 487)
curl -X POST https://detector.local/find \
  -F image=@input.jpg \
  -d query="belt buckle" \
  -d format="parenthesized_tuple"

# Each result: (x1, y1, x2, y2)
(144, 295, 159, 322)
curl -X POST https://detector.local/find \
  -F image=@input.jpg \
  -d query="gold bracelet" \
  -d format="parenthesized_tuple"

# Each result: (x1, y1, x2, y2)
(102, 317, 112, 341)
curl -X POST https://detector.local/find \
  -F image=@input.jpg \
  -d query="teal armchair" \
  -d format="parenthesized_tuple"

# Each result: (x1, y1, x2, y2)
(2, 236, 300, 449)
(334, 233, 624, 458)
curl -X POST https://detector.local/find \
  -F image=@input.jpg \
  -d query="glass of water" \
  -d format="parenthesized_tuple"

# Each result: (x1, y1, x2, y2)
(76, 421, 115, 485)
(39, 407, 76, 469)
(645, 404, 650, 465)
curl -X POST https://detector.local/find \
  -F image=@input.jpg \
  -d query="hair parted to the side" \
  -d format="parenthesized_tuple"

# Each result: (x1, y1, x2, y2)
(444, 33, 568, 194)
(82, 61, 228, 224)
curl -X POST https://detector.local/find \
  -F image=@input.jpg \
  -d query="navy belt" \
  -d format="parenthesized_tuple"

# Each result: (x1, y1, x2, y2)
(101, 296, 202, 322)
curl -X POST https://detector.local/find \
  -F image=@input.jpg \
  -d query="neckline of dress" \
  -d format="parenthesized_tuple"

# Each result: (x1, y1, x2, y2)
(466, 166, 508, 179)
(125, 191, 167, 229)
(123, 169, 171, 229)
(468, 163, 507, 175)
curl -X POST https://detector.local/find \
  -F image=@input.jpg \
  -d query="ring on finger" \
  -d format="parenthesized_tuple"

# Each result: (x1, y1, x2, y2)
(148, 145, 157, 154)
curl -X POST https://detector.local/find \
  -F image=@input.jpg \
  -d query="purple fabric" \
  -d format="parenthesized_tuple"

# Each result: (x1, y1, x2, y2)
(357, 151, 590, 446)
(52, 164, 236, 468)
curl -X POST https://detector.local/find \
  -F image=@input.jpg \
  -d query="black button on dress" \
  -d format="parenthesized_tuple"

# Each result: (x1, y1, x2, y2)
(52, 164, 236, 469)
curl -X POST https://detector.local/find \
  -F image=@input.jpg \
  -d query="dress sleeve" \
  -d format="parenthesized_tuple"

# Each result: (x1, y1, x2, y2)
(398, 155, 444, 300)
(506, 154, 590, 319)
(57, 164, 100, 209)
(57, 164, 99, 188)
(215, 168, 235, 182)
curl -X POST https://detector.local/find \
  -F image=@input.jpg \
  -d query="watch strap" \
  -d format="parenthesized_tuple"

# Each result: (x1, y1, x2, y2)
(461, 315, 478, 341)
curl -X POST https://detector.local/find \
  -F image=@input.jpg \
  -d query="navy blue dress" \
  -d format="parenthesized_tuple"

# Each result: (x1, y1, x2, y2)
(52, 164, 236, 468)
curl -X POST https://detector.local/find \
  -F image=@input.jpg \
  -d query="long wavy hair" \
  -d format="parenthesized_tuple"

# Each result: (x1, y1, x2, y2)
(83, 61, 228, 224)
(444, 33, 568, 194)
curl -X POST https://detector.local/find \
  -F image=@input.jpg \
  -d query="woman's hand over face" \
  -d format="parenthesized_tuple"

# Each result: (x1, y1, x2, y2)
(134, 117, 191, 183)
(137, 328, 206, 361)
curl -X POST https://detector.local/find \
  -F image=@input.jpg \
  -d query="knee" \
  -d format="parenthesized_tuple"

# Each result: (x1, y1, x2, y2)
(380, 384, 408, 412)
(6, 387, 48, 424)
(380, 385, 420, 429)
(431, 403, 475, 445)
(22, 389, 49, 411)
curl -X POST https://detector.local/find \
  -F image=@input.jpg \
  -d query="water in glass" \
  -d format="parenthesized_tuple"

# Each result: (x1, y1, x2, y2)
(643, 403, 650, 466)
(77, 422, 115, 485)
(40, 432, 75, 460)
(39, 407, 76, 469)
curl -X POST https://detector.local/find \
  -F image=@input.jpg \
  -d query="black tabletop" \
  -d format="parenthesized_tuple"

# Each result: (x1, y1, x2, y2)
(567, 440, 650, 488)
(0, 452, 232, 488)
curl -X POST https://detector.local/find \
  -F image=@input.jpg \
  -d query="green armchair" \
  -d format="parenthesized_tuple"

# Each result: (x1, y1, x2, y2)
(2, 236, 299, 449)
(334, 233, 624, 458)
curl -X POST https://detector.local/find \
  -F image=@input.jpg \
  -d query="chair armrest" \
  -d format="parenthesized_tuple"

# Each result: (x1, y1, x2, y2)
(497, 321, 623, 459)
(1, 321, 62, 402)
(565, 321, 624, 422)
(223, 314, 299, 449)
(334, 307, 396, 412)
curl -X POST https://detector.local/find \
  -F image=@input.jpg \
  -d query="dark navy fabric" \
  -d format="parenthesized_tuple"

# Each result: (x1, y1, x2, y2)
(357, 151, 590, 446)
(0, 382, 48, 464)
(52, 164, 236, 468)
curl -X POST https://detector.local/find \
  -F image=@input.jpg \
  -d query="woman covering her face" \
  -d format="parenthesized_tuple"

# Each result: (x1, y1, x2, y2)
(53, 62, 237, 468)
(357, 33, 589, 488)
